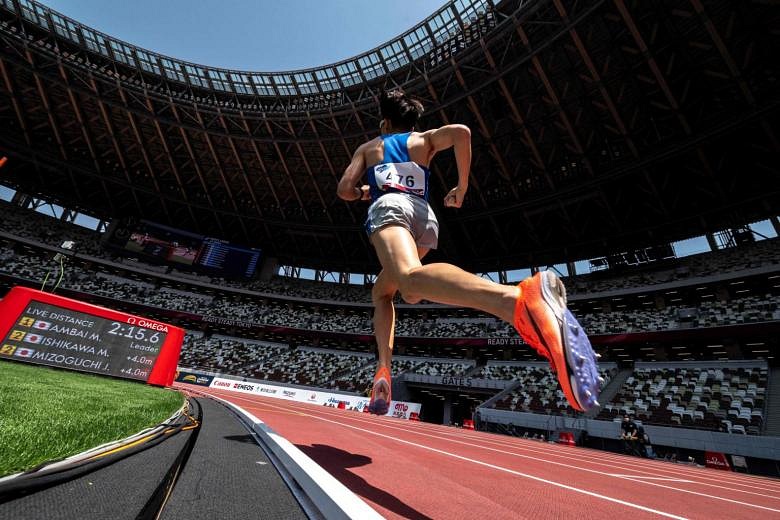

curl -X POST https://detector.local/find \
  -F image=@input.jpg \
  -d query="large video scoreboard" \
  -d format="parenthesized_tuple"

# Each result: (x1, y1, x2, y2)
(0, 287, 183, 386)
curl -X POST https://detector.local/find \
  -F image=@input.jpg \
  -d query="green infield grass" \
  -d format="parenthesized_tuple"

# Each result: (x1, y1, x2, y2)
(0, 360, 184, 476)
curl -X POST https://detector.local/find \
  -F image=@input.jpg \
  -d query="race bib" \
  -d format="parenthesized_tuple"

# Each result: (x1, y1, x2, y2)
(373, 162, 427, 197)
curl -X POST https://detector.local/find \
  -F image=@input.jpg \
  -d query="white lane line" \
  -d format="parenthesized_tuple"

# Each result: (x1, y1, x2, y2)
(473, 435, 780, 491)
(204, 389, 780, 502)
(400, 418, 770, 478)
(232, 393, 780, 513)
(219, 392, 689, 520)
(200, 390, 384, 520)
(232, 391, 780, 493)
(609, 475, 694, 483)
(411, 424, 780, 491)
(251, 396, 780, 503)
(421, 426, 780, 497)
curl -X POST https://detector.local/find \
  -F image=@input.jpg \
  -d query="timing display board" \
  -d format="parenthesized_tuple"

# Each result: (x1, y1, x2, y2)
(116, 219, 261, 278)
(0, 287, 183, 386)
(198, 238, 261, 278)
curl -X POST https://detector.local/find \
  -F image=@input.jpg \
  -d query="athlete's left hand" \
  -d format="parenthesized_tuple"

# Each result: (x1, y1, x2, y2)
(444, 186, 466, 208)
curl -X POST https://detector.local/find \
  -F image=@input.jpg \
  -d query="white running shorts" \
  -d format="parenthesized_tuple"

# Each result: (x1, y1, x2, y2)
(365, 192, 439, 249)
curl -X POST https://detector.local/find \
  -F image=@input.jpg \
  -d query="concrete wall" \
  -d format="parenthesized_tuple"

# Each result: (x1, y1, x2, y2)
(478, 408, 780, 460)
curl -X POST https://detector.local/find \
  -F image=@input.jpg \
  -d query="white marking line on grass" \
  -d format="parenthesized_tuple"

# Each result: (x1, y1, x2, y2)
(218, 393, 688, 520)
(241, 393, 780, 513)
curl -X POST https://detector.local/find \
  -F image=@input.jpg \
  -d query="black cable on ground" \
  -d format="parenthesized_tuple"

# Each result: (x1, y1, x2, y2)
(135, 398, 203, 520)
(0, 397, 200, 503)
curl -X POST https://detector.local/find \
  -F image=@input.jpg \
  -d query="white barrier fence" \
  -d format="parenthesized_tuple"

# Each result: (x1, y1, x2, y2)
(208, 377, 422, 420)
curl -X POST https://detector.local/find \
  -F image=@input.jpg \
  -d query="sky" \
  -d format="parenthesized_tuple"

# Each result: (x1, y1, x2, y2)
(41, 0, 448, 71)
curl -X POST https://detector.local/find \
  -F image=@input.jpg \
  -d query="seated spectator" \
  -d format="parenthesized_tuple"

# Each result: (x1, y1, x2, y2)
(620, 415, 640, 456)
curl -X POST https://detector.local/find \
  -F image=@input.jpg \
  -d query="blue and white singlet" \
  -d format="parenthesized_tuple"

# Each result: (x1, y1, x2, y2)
(365, 133, 431, 201)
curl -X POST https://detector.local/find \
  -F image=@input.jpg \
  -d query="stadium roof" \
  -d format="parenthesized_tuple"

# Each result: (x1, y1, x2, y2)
(0, 0, 778, 272)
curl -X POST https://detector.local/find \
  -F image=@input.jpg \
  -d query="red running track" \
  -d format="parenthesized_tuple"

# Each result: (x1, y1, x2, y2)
(181, 384, 780, 520)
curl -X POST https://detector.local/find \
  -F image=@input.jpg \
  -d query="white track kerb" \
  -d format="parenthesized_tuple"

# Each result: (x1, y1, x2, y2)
(207, 393, 384, 520)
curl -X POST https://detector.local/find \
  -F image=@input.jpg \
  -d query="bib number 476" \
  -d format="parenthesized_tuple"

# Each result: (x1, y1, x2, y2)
(386, 172, 415, 188)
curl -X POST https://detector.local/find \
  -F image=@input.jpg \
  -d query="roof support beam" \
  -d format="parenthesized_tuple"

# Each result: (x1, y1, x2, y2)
(0, 57, 32, 147)
(237, 112, 286, 219)
(191, 104, 250, 240)
(168, 102, 227, 237)
(511, 17, 593, 177)
(58, 64, 117, 215)
(146, 97, 200, 226)
(117, 85, 173, 222)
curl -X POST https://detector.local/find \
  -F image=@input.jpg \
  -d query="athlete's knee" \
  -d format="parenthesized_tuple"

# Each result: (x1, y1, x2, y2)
(371, 282, 394, 306)
(397, 267, 423, 304)
(401, 292, 422, 304)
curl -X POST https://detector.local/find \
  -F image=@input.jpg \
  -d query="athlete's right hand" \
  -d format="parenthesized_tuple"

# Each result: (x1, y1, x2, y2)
(444, 186, 466, 208)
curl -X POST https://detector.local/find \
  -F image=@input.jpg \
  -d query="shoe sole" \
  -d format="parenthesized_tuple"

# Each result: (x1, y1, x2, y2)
(368, 398, 389, 415)
(538, 271, 601, 411)
(368, 374, 391, 415)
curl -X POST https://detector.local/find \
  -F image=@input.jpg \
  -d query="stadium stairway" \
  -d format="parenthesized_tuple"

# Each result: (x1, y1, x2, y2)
(584, 368, 633, 419)
(476, 380, 524, 410)
(763, 368, 780, 436)
(462, 363, 487, 378)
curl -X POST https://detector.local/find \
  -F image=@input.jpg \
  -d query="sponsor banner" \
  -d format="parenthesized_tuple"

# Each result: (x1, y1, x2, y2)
(208, 377, 420, 419)
(230, 381, 259, 393)
(389, 400, 422, 420)
(705, 451, 732, 471)
(256, 385, 278, 396)
(175, 371, 214, 387)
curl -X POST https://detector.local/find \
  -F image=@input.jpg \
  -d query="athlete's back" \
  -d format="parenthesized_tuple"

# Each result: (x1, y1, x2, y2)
(362, 132, 434, 169)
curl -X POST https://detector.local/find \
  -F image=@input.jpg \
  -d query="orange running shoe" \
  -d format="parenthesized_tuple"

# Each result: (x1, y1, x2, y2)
(368, 366, 392, 415)
(513, 271, 601, 412)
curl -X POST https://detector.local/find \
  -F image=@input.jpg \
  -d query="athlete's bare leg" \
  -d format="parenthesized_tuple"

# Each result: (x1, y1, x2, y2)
(371, 269, 398, 372)
(370, 225, 518, 323)
(371, 243, 429, 403)
(369, 225, 600, 413)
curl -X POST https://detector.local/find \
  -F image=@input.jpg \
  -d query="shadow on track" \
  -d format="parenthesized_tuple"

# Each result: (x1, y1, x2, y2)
(296, 443, 434, 520)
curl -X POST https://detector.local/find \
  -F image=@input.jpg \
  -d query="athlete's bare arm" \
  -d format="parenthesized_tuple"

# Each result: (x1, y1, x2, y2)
(414, 124, 472, 208)
(337, 141, 372, 201)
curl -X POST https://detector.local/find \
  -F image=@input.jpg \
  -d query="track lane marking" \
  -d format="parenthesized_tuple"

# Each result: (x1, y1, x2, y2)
(405, 422, 780, 497)
(187, 380, 774, 496)
(220, 392, 780, 503)
(211, 390, 780, 513)
(403, 420, 780, 488)
(209, 391, 690, 519)
(609, 475, 694, 482)
(439, 427, 780, 491)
